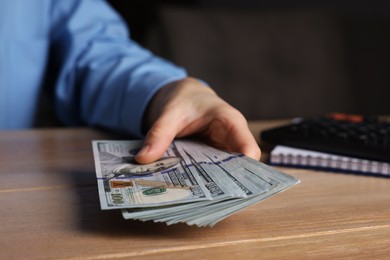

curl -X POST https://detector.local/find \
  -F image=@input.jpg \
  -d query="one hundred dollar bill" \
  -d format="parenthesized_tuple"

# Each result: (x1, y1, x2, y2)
(93, 140, 215, 209)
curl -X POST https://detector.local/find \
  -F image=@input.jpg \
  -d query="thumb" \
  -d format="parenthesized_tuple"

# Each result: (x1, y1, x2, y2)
(135, 113, 182, 164)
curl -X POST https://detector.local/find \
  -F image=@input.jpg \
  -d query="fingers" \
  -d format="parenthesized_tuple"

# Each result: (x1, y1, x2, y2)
(134, 77, 261, 164)
(231, 120, 261, 160)
(218, 113, 261, 161)
(232, 132, 261, 161)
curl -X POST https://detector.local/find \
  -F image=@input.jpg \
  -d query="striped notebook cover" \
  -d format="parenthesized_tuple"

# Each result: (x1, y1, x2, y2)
(270, 145, 390, 177)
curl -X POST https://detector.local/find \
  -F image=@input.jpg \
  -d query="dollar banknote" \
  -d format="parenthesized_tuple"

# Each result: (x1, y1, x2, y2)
(92, 139, 299, 227)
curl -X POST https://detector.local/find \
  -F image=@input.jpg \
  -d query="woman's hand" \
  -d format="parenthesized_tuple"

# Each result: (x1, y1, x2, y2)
(135, 77, 261, 164)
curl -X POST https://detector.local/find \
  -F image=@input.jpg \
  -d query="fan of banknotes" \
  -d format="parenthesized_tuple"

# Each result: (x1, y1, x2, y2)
(92, 140, 299, 227)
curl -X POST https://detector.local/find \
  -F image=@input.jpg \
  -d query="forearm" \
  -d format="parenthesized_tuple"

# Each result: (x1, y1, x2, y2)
(51, 0, 187, 137)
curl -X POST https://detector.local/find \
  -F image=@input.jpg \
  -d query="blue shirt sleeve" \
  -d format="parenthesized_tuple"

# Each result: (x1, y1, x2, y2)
(50, 0, 187, 137)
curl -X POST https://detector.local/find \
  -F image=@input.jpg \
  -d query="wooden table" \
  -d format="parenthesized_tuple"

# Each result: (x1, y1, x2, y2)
(1, 122, 389, 259)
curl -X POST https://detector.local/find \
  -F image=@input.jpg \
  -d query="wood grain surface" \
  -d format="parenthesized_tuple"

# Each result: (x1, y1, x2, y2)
(0, 124, 389, 259)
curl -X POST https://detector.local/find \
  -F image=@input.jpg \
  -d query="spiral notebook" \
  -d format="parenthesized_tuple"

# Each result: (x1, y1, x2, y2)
(270, 145, 390, 177)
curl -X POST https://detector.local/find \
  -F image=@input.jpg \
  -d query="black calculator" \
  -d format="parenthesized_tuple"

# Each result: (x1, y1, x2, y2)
(260, 113, 390, 162)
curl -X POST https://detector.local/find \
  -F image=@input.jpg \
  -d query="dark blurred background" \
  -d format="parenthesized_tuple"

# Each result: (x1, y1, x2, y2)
(107, 0, 390, 120)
